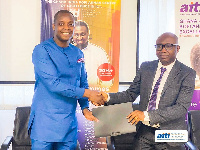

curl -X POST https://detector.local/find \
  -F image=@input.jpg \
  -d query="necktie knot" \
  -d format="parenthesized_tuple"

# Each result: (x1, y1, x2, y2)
(161, 67, 166, 74)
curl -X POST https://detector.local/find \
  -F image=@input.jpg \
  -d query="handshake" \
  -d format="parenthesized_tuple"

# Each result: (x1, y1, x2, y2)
(83, 89, 108, 106)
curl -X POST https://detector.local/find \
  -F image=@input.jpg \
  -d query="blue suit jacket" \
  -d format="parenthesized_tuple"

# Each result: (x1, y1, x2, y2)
(28, 38, 89, 142)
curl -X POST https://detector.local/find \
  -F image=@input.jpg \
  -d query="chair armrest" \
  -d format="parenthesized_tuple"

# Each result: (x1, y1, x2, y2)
(185, 141, 199, 150)
(106, 136, 115, 150)
(76, 140, 81, 150)
(1, 136, 13, 150)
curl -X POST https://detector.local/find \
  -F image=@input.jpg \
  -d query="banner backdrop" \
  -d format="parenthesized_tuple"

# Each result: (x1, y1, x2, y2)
(175, 1, 200, 111)
(41, 0, 121, 149)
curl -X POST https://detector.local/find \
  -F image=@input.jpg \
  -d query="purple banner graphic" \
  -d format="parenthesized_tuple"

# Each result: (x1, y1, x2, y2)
(76, 104, 107, 149)
(188, 90, 200, 111)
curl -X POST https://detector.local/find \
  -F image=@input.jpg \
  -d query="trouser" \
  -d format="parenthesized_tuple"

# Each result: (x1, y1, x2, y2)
(31, 139, 77, 150)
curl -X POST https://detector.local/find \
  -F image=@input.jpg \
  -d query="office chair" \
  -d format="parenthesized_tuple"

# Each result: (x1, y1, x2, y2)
(1, 106, 31, 150)
(184, 110, 200, 150)
(107, 132, 136, 150)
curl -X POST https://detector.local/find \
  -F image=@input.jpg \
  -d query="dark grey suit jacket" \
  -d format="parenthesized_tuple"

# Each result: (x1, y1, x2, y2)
(108, 60, 196, 146)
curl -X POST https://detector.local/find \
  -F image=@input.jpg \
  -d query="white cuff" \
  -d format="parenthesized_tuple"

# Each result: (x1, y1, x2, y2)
(107, 93, 110, 102)
(143, 111, 150, 122)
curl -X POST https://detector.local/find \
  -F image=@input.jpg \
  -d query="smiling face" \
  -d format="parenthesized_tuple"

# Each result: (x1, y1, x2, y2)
(156, 33, 180, 66)
(73, 25, 89, 50)
(52, 12, 74, 47)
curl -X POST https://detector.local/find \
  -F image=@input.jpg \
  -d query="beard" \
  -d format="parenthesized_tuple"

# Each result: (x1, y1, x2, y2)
(76, 41, 88, 50)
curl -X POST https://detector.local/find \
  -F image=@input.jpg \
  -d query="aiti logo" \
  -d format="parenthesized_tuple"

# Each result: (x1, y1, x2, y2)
(180, 2, 200, 12)
(157, 133, 170, 139)
(155, 130, 188, 142)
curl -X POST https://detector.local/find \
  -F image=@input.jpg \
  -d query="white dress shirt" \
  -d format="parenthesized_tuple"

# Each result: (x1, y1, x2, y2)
(82, 43, 113, 92)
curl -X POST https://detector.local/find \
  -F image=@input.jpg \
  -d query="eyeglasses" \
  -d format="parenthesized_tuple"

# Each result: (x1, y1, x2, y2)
(155, 43, 179, 51)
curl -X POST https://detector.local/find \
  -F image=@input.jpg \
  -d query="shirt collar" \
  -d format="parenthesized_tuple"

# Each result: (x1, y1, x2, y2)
(158, 60, 176, 73)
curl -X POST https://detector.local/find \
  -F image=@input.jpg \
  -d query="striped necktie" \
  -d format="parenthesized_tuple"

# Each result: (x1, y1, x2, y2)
(148, 67, 167, 111)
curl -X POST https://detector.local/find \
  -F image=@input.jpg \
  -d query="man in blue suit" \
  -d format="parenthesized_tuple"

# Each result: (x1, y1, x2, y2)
(28, 10, 104, 150)
(101, 32, 196, 150)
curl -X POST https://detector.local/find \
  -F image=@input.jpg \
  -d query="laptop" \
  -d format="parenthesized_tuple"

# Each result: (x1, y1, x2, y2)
(92, 102, 138, 137)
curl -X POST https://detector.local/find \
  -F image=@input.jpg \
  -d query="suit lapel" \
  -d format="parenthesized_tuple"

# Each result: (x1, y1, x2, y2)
(161, 60, 181, 97)
(146, 60, 159, 101)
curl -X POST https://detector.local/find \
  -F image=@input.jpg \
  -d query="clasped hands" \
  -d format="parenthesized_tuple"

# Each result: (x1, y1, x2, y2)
(84, 89, 108, 106)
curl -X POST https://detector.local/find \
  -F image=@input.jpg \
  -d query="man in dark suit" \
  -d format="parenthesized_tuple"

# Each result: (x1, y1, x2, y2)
(100, 32, 196, 150)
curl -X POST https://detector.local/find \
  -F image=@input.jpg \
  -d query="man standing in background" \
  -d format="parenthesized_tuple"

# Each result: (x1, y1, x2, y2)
(73, 21, 113, 92)
(28, 10, 104, 150)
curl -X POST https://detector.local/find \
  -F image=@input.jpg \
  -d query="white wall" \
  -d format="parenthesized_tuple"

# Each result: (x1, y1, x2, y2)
(0, 0, 41, 81)
(120, 0, 137, 82)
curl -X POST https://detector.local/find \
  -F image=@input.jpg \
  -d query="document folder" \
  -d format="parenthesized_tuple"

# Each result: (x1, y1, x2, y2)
(92, 102, 138, 137)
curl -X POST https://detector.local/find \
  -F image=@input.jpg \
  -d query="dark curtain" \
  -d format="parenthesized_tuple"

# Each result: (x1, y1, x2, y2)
(40, 0, 53, 42)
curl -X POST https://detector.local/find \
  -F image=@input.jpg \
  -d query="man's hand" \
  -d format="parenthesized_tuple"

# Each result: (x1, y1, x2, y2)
(82, 108, 98, 122)
(83, 89, 105, 106)
(126, 110, 145, 125)
(99, 91, 108, 102)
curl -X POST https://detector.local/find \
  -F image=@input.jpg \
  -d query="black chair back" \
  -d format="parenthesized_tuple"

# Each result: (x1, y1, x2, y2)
(188, 110, 200, 149)
(13, 106, 31, 150)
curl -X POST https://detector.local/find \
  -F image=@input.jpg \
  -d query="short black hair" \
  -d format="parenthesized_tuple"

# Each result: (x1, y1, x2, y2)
(54, 10, 74, 23)
(75, 21, 89, 33)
